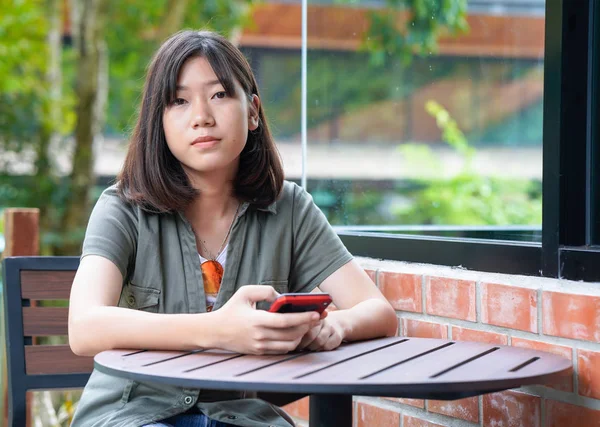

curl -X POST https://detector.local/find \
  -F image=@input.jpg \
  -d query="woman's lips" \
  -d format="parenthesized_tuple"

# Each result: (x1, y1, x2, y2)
(192, 137, 221, 149)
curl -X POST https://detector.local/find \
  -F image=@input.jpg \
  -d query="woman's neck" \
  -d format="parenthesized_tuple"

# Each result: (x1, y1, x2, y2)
(187, 192, 237, 222)
(184, 178, 239, 225)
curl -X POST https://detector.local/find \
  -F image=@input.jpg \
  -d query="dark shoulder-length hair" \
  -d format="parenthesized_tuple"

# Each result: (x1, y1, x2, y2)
(117, 30, 284, 213)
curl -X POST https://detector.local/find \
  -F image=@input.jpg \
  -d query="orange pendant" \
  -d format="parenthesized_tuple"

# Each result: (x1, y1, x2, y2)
(201, 260, 224, 294)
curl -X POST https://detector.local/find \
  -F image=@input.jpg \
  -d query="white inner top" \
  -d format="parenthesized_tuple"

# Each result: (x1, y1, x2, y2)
(199, 244, 228, 309)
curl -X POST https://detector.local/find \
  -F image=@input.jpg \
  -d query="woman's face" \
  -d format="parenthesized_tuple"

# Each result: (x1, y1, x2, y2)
(162, 56, 259, 182)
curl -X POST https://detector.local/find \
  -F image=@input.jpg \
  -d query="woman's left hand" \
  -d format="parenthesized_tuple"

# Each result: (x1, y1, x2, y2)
(296, 315, 344, 352)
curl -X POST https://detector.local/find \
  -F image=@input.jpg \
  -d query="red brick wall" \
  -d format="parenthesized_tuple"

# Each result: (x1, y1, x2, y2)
(283, 259, 600, 426)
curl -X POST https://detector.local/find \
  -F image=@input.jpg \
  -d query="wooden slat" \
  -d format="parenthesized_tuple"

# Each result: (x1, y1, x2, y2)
(184, 352, 302, 378)
(25, 345, 93, 375)
(21, 271, 76, 300)
(23, 307, 69, 336)
(119, 350, 199, 368)
(428, 346, 537, 382)
(287, 338, 452, 382)
(215, 338, 408, 382)
(360, 341, 497, 382)
(133, 350, 241, 373)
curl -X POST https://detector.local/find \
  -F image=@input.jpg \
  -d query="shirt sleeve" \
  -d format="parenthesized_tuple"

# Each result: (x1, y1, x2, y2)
(288, 183, 353, 293)
(81, 187, 138, 281)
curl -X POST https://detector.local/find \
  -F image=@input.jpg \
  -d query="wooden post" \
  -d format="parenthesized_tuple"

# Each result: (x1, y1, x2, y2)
(2, 208, 40, 427)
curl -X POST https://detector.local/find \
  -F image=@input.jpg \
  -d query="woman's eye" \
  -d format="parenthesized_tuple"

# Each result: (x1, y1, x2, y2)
(213, 91, 227, 99)
(172, 98, 186, 106)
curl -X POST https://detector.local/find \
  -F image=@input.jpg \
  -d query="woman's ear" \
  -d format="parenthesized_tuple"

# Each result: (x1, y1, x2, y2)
(248, 94, 261, 131)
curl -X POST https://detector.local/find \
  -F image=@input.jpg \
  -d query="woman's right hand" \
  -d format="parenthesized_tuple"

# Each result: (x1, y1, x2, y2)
(212, 285, 321, 355)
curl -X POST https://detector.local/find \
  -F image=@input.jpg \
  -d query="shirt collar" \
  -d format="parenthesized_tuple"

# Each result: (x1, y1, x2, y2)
(256, 201, 277, 214)
(242, 201, 277, 215)
(177, 200, 277, 222)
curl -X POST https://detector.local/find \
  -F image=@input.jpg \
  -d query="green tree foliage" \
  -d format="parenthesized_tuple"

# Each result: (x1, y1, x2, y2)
(362, 0, 468, 66)
(0, 0, 75, 237)
(395, 101, 542, 225)
(0, 0, 49, 164)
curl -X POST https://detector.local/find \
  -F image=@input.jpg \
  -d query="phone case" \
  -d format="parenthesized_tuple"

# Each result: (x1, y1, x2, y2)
(268, 293, 332, 313)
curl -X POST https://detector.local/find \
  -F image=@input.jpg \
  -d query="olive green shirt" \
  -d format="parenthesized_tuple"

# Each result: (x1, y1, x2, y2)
(71, 180, 353, 427)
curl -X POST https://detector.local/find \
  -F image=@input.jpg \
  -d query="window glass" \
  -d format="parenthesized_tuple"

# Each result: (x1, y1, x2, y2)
(303, 0, 544, 242)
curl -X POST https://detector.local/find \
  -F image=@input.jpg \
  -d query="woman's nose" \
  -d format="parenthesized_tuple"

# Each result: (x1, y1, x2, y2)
(191, 102, 215, 127)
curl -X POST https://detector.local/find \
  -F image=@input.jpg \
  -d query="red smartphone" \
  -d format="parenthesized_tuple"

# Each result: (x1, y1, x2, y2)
(268, 293, 332, 314)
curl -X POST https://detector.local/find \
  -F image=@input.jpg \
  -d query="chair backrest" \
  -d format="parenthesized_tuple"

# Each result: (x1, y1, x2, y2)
(2, 256, 93, 426)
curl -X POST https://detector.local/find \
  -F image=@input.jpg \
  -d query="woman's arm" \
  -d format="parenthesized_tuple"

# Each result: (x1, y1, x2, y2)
(320, 259, 397, 340)
(69, 255, 320, 357)
(68, 255, 218, 356)
(297, 260, 397, 351)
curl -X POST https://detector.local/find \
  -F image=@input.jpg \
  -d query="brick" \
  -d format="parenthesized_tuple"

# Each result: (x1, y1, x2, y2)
(577, 349, 600, 399)
(545, 400, 600, 427)
(511, 338, 573, 392)
(427, 397, 479, 423)
(482, 391, 541, 427)
(379, 272, 422, 313)
(426, 277, 476, 321)
(282, 396, 309, 420)
(364, 269, 377, 284)
(481, 283, 538, 332)
(542, 291, 600, 342)
(452, 326, 508, 345)
(398, 398, 425, 409)
(383, 397, 424, 408)
(403, 414, 444, 427)
(401, 319, 448, 339)
(355, 401, 400, 427)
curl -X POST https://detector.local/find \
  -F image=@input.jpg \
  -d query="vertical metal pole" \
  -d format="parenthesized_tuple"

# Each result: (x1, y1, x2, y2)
(589, 0, 600, 244)
(309, 394, 353, 427)
(541, 0, 564, 277)
(301, 0, 308, 190)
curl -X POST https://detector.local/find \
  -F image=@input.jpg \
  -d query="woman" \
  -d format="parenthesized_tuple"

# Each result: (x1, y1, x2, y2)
(68, 30, 397, 427)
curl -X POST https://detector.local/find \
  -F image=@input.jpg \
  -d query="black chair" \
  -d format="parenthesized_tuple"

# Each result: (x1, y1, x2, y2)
(2, 256, 305, 426)
(2, 256, 92, 427)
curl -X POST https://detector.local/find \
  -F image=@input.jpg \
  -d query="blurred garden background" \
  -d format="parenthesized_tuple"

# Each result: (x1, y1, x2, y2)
(1, 0, 545, 424)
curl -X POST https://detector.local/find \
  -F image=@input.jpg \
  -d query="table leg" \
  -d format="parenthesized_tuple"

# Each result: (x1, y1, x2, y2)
(309, 394, 352, 427)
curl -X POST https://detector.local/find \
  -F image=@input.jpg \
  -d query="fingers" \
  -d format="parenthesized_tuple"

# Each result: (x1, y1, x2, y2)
(249, 340, 302, 355)
(296, 323, 323, 350)
(257, 310, 320, 329)
(255, 324, 313, 342)
(302, 320, 343, 352)
(323, 337, 341, 351)
(307, 328, 334, 351)
(236, 285, 280, 304)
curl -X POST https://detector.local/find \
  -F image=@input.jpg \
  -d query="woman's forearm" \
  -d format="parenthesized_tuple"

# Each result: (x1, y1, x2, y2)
(69, 306, 220, 357)
(329, 298, 398, 342)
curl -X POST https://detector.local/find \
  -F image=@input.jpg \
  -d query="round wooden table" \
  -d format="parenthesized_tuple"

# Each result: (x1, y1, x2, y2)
(95, 336, 571, 427)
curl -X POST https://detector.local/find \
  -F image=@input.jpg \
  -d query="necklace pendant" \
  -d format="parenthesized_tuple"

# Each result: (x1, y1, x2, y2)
(201, 260, 225, 294)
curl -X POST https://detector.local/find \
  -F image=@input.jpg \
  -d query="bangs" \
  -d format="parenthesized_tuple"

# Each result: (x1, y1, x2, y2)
(205, 49, 239, 96)
(162, 46, 240, 106)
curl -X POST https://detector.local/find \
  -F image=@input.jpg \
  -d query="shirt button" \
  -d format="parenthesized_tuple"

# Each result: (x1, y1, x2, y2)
(183, 396, 193, 405)
(127, 295, 136, 307)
